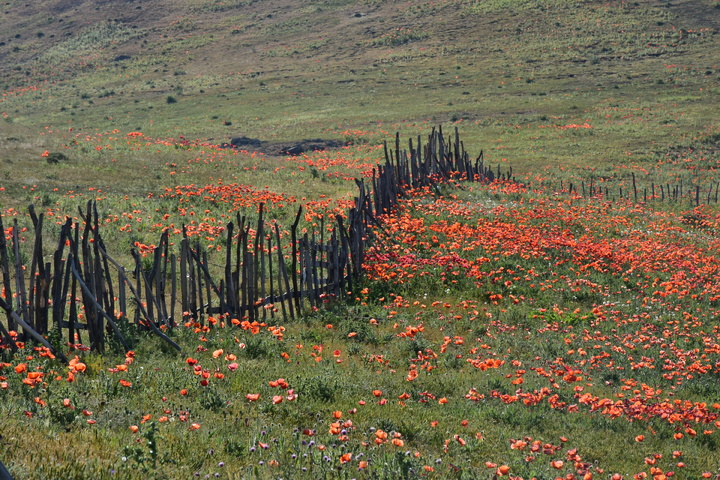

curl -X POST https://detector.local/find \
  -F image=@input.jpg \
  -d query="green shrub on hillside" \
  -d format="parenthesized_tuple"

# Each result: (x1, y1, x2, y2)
(38, 21, 146, 65)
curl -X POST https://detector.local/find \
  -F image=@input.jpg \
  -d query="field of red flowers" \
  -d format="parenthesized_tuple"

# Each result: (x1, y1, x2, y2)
(360, 180, 720, 478)
(3, 135, 720, 478)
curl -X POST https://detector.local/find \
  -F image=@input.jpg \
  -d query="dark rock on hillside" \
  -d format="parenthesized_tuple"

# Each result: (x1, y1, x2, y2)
(275, 139, 345, 155)
(220, 137, 346, 156)
(229, 136, 265, 148)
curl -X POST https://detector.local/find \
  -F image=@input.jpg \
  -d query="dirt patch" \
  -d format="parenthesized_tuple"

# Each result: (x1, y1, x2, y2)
(220, 136, 347, 156)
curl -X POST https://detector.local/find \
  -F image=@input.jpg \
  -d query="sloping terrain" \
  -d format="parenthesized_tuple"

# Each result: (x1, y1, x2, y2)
(1, 0, 718, 146)
(0, 0, 719, 205)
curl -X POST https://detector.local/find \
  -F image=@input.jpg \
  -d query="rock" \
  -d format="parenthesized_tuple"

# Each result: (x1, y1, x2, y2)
(229, 136, 265, 148)
(220, 136, 346, 155)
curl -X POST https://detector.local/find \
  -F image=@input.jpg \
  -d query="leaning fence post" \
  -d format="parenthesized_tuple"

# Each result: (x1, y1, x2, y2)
(0, 296, 68, 364)
(180, 239, 189, 323)
(12, 220, 30, 340)
(291, 207, 302, 312)
(170, 253, 177, 329)
(0, 213, 16, 334)
(274, 223, 294, 321)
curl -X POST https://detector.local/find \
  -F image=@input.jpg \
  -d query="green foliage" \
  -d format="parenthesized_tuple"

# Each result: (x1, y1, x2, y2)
(464, 0, 579, 15)
(294, 368, 344, 402)
(242, 335, 277, 359)
(199, 386, 227, 411)
(370, 27, 428, 47)
(45, 152, 70, 163)
(38, 22, 146, 65)
(189, 0, 254, 13)
(121, 422, 161, 473)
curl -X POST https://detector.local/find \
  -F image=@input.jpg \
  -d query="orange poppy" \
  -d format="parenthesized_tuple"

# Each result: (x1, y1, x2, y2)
(69, 356, 86, 373)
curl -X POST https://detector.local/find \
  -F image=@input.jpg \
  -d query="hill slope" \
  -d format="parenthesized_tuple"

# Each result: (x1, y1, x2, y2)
(1, 0, 719, 174)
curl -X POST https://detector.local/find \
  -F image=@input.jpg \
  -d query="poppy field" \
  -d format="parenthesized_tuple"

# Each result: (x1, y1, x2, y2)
(3, 126, 720, 480)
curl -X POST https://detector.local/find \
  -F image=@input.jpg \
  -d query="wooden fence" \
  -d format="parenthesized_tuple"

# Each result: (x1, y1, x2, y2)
(373, 125, 512, 213)
(3, 125, 716, 361)
(556, 172, 720, 206)
(0, 197, 376, 358)
(0, 126, 512, 360)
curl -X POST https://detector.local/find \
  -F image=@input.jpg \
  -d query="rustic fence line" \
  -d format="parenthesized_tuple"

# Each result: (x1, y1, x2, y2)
(0, 127, 515, 360)
(0, 196, 374, 359)
(377, 125, 719, 209)
(556, 171, 720, 206)
(2, 125, 716, 360)
(373, 125, 513, 213)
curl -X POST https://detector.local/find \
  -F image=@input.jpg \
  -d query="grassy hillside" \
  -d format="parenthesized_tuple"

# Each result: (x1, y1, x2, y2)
(1, 0, 719, 181)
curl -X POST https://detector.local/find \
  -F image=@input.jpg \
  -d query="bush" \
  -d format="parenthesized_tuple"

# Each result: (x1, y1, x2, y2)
(45, 152, 70, 164)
